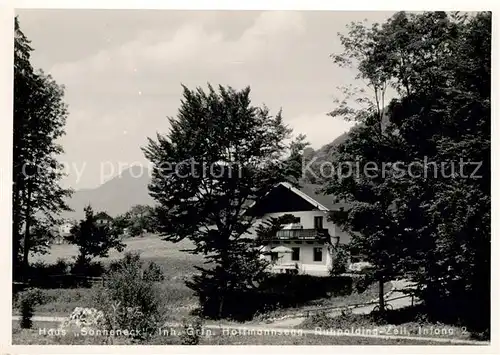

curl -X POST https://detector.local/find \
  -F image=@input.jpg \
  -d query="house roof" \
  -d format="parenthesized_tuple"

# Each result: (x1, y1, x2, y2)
(282, 182, 351, 211)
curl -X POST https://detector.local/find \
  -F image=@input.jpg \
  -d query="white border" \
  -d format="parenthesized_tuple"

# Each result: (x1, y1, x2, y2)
(1, 1, 498, 355)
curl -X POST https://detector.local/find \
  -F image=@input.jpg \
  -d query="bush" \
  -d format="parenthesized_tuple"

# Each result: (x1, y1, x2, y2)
(19, 288, 44, 329)
(179, 316, 203, 345)
(329, 245, 349, 275)
(53, 258, 72, 274)
(95, 252, 167, 341)
(353, 270, 375, 293)
(301, 311, 376, 330)
(143, 261, 164, 282)
(25, 259, 73, 288)
(23, 259, 105, 288)
(194, 273, 353, 321)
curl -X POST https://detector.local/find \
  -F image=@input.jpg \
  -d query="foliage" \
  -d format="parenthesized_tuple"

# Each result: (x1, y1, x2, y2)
(143, 84, 307, 319)
(196, 274, 353, 321)
(13, 16, 72, 279)
(143, 261, 165, 282)
(325, 11, 490, 330)
(179, 316, 203, 345)
(352, 270, 375, 294)
(19, 288, 45, 329)
(254, 213, 298, 245)
(21, 259, 105, 288)
(113, 205, 158, 237)
(329, 244, 350, 275)
(67, 205, 125, 268)
(96, 253, 167, 340)
(301, 311, 375, 330)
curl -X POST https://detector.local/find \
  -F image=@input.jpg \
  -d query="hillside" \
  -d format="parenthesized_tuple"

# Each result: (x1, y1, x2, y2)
(63, 130, 354, 220)
(64, 167, 154, 220)
(302, 130, 353, 184)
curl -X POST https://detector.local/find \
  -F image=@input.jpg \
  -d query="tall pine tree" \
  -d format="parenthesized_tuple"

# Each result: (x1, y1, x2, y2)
(13, 17, 72, 279)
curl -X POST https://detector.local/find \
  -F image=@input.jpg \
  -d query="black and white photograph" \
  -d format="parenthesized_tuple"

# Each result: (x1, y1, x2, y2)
(4, 3, 493, 349)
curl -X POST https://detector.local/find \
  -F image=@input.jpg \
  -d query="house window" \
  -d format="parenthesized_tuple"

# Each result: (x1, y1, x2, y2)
(314, 216, 323, 229)
(291, 247, 300, 261)
(313, 247, 323, 262)
(271, 253, 278, 262)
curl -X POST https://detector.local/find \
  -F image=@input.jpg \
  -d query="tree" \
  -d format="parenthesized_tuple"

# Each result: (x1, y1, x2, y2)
(325, 11, 490, 329)
(143, 85, 306, 318)
(324, 122, 406, 312)
(67, 206, 125, 270)
(112, 205, 158, 237)
(13, 17, 72, 279)
(128, 204, 157, 236)
(112, 213, 131, 234)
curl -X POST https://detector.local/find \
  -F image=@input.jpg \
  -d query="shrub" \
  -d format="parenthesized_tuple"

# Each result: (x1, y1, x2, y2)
(71, 259, 105, 277)
(194, 273, 353, 321)
(353, 270, 375, 293)
(94, 252, 167, 341)
(53, 258, 72, 274)
(143, 261, 164, 282)
(19, 288, 44, 329)
(24, 259, 105, 288)
(329, 245, 349, 275)
(301, 311, 375, 330)
(179, 316, 203, 345)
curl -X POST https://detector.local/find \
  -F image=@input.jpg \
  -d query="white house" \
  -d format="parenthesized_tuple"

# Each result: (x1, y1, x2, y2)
(53, 221, 74, 245)
(247, 182, 351, 276)
(59, 222, 73, 235)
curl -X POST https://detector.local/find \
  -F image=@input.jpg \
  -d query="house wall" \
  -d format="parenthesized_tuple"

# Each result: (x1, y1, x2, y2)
(261, 242, 331, 276)
(252, 210, 351, 245)
(253, 210, 350, 277)
(59, 223, 72, 235)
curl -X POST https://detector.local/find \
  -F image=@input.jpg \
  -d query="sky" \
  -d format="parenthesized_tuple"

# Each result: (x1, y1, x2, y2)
(15, 10, 396, 189)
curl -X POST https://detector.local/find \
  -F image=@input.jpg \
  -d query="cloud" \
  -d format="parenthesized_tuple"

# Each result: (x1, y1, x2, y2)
(49, 11, 305, 89)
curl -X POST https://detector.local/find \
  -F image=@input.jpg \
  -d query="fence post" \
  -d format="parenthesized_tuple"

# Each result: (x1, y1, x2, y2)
(411, 294, 414, 307)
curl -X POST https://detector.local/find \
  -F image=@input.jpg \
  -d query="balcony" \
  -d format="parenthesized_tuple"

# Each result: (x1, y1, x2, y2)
(274, 228, 330, 240)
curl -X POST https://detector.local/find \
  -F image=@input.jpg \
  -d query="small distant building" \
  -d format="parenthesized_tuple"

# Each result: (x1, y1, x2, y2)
(95, 212, 113, 226)
(53, 221, 74, 245)
(59, 222, 73, 235)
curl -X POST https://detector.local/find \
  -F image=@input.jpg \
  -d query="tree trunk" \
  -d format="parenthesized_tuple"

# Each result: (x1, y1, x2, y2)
(217, 237, 230, 319)
(22, 178, 33, 281)
(12, 178, 24, 280)
(378, 277, 385, 312)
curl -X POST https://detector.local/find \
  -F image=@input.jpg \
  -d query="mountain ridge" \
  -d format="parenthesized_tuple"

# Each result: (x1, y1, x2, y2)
(63, 167, 154, 220)
(63, 129, 355, 220)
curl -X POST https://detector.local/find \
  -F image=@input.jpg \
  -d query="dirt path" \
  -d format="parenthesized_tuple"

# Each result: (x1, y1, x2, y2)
(267, 279, 415, 327)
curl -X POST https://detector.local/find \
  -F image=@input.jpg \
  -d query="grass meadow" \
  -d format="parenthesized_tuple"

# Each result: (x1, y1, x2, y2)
(12, 235, 484, 345)
(18, 235, 203, 318)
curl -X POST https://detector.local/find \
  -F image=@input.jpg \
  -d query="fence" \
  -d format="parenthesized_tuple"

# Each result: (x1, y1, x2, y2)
(13, 274, 108, 290)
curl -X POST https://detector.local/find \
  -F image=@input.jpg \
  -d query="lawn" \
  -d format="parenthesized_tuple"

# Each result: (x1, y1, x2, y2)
(16, 236, 474, 346)
(16, 235, 203, 318)
(16, 237, 391, 322)
(32, 235, 199, 265)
